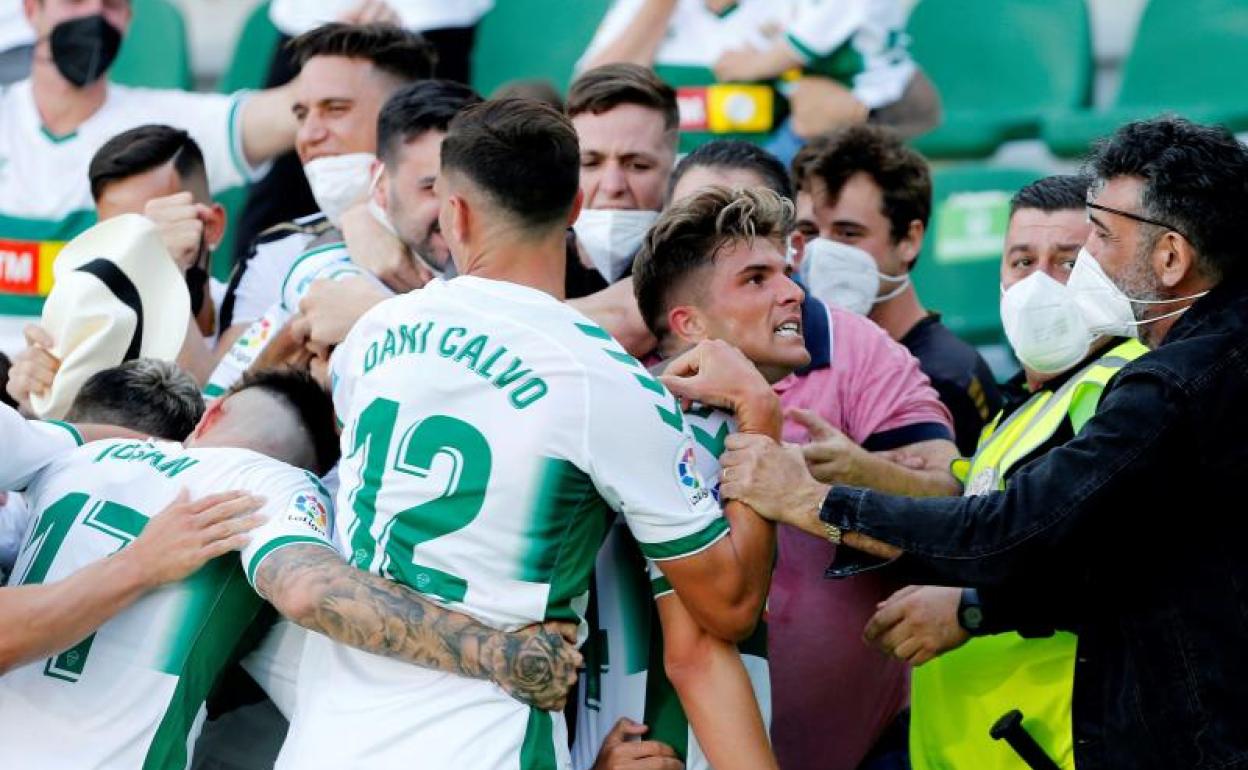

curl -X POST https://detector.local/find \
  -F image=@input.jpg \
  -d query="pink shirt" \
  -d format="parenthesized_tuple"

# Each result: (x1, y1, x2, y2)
(769, 305, 953, 770)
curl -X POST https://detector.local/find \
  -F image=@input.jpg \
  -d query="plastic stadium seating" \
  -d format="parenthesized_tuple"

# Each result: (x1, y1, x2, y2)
(907, 0, 1093, 159)
(111, 0, 194, 91)
(914, 166, 1044, 345)
(471, 0, 611, 97)
(1043, 0, 1248, 158)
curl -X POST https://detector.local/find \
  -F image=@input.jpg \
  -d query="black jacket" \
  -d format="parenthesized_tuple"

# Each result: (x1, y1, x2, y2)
(820, 272, 1248, 769)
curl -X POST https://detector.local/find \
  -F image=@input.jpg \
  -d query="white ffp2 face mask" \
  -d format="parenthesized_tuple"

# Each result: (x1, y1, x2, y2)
(304, 152, 376, 229)
(1067, 247, 1208, 339)
(1000, 271, 1091, 374)
(800, 238, 880, 315)
(575, 208, 659, 282)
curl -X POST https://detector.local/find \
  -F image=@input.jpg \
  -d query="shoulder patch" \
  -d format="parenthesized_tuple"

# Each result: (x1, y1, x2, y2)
(674, 438, 712, 508)
(286, 491, 330, 537)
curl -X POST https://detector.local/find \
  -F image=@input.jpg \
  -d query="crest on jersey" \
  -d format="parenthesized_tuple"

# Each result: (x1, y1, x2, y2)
(237, 315, 275, 350)
(675, 440, 711, 507)
(287, 492, 330, 536)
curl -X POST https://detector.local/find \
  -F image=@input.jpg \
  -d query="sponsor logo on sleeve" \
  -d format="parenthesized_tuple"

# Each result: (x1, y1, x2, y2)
(287, 491, 330, 536)
(675, 440, 711, 507)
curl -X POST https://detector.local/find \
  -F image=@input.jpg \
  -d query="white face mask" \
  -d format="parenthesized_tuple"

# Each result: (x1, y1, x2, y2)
(798, 237, 910, 315)
(304, 152, 376, 228)
(575, 208, 659, 282)
(1000, 271, 1091, 374)
(800, 238, 879, 315)
(1067, 247, 1207, 339)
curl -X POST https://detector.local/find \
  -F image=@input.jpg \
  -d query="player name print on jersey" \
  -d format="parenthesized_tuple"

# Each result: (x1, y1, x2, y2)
(357, 319, 550, 410)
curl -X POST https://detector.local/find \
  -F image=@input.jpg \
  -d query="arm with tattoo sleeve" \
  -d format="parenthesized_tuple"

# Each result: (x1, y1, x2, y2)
(254, 543, 581, 711)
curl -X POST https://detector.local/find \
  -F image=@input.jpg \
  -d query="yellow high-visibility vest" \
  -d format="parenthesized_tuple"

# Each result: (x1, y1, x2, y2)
(910, 339, 1148, 770)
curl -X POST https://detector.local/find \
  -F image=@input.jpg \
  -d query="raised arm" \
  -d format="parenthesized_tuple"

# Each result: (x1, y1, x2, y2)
(0, 491, 262, 674)
(238, 82, 299, 168)
(581, 0, 680, 71)
(253, 543, 581, 711)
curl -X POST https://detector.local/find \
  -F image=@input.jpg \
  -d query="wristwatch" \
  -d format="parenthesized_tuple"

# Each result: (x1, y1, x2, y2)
(822, 521, 843, 545)
(957, 587, 984, 634)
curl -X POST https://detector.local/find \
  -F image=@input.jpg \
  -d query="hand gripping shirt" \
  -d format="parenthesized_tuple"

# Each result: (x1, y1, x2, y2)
(278, 275, 727, 770)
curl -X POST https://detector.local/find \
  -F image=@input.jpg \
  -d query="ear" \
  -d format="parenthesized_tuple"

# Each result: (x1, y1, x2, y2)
(667, 304, 708, 345)
(567, 187, 584, 227)
(22, 0, 37, 26)
(896, 219, 925, 269)
(370, 159, 388, 208)
(191, 397, 226, 441)
(1156, 231, 1199, 290)
(448, 194, 471, 248)
(788, 231, 807, 270)
(203, 203, 227, 250)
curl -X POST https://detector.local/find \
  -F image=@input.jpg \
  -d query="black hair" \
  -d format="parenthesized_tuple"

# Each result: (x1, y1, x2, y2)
(1088, 115, 1248, 281)
(288, 22, 437, 83)
(66, 359, 204, 441)
(0, 352, 15, 409)
(670, 140, 793, 201)
(441, 99, 581, 231)
(1010, 174, 1091, 216)
(377, 80, 483, 165)
(228, 368, 340, 476)
(88, 124, 206, 201)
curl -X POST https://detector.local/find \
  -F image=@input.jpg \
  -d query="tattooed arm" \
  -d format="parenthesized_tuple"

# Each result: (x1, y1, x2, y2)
(254, 543, 581, 710)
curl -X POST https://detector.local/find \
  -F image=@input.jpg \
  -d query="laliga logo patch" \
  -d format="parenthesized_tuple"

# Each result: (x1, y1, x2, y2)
(238, 316, 274, 350)
(287, 492, 329, 536)
(675, 441, 711, 507)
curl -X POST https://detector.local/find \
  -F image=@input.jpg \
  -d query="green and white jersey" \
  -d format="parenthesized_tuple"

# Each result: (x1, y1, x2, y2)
(204, 239, 386, 398)
(572, 408, 771, 770)
(0, 401, 82, 489)
(278, 275, 728, 770)
(0, 437, 336, 770)
(0, 80, 264, 312)
(581, 0, 913, 108)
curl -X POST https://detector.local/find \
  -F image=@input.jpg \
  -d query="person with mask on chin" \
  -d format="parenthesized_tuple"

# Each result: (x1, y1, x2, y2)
(211, 22, 437, 391)
(859, 175, 1147, 770)
(791, 125, 1002, 455)
(0, 0, 301, 337)
(684, 117, 1248, 770)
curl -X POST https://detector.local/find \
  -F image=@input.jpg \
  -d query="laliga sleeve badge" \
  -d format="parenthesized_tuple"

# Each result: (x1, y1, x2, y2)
(674, 439, 712, 507)
(287, 491, 330, 536)
(966, 467, 998, 497)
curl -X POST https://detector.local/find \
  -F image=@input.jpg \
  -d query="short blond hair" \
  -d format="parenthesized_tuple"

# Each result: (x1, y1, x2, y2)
(634, 186, 794, 339)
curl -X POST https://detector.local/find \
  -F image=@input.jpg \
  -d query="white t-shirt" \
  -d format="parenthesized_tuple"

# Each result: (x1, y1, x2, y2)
(0, 436, 336, 770)
(581, 0, 914, 108)
(572, 407, 771, 770)
(277, 275, 728, 769)
(269, 0, 494, 35)
(0, 80, 264, 301)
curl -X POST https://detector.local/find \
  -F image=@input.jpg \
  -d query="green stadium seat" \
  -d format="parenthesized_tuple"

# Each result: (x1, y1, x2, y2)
(914, 166, 1044, 345)
(218, 1, 282, 96)
(1043, 0, 1248, 158)
(471, 0, 611, 96)
(111, 0, 194, 91)
(907, 0, 1093, 159)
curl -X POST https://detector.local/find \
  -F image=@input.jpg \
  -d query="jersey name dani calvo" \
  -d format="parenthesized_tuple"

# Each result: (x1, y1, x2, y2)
(277, 275, 728, 770)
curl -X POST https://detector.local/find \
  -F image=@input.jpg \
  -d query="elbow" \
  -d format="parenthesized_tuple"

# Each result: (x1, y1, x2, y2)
(268, 580, 324, 628)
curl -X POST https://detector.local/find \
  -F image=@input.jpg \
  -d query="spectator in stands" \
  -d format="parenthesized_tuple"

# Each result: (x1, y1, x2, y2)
(6, 126, 227, 410)
(580, 0, 939, 163)
(865, 174, 1147, 770)
(217, 23, 437, 355)
(567, 64, 678, 287)
(0, 4, 33, 85)
(793, 125, 1002, 455)
(0, 0, 298, 313)
(702, 116, 1248, 770)
(233, 1, 493, 271)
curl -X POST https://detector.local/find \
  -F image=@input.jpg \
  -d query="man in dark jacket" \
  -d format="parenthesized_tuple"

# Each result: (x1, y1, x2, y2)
(664, 116, 1248, 770)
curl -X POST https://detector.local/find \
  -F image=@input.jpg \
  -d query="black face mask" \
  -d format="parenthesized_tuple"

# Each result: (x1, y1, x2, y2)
(50, 14, 122, 88)
(186, 236, 210, 317)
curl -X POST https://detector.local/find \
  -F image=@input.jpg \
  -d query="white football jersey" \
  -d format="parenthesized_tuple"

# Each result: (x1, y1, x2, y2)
(278, 275, 727, 769)
(572, 408, 771, 770)
(0, 436, 336, 770)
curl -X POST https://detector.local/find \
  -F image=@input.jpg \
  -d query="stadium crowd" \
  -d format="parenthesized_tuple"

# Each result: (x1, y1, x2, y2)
(1, 2, 1247, 770)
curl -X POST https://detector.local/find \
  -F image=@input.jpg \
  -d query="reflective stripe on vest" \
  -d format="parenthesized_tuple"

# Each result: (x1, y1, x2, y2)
(912, 339, 1147, 770)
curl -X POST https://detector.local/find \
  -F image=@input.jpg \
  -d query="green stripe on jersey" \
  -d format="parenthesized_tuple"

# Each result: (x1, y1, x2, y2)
(246, 535, 337, 587)
(639, 517, 730, 561)
(143, 561, 270, 769)
(525, 458, 613, 621)
(0, 208, 97, 241)
(520, 708, 558, 770)
(43, 419, 84, 446)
